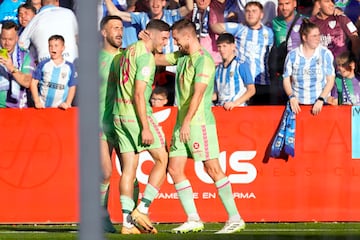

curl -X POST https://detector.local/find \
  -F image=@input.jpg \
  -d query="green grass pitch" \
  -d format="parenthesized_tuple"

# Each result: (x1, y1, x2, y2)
(1, 222, 360, 240)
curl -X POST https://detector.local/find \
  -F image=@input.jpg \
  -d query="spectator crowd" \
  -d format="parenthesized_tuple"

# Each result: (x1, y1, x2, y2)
(0, 0, 360, 110)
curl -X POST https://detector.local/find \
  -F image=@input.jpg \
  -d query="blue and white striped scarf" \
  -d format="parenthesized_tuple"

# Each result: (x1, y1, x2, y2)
(270, 101, 296, 158)
(192, 4, 210, 38)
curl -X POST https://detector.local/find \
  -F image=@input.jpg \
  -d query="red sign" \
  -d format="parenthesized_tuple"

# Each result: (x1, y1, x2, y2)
(0, 106, 359, 223)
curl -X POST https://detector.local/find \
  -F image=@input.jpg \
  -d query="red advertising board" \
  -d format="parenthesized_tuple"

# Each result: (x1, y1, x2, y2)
(0, 106, 359, 223)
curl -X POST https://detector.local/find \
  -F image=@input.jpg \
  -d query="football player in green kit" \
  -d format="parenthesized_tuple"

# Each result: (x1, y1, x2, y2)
(110, 19, 170, 234)
(99, 15, 140, 233)
(155, 19, 246, 234)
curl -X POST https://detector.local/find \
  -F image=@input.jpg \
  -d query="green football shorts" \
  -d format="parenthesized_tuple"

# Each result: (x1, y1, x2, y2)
(114, 115, 166, 153)
(169, 123, 220, 161)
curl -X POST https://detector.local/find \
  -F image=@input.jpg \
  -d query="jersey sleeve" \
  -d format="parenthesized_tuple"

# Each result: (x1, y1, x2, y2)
(165, 51, 181, 66)
(18, 15, 38, 51)
(68, 63, 78, 87)
(20, 52, 36, 74)
(194, 55, 215, 85)
(131, 12, 148, 28)
(324, 49, 335, 77)
(238, 62, 254, 85)
(32, 61, 45, 81)
(135, 53, 155, 84)
(338, 15, 358, 36)
(225, 22, 243, 36)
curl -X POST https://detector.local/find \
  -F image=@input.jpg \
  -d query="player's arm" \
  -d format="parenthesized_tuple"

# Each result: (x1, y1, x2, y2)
(326, 96, 338, 105)
(61, 85, 76, 109)
(154, 53, 172, 66)
(0, 55, 32, 88)
(230, 84, 256, 108)
(210, 23, 226, 34)
(12, 71, 32, 88)
(30, 78, 44, 109)
(180, 82, 207, 142)
(311, 50, 335, 114)
(283, 76, 300, 114)
(134, 79, 154, 145)
(224, 63, 255, 109)
(212, 92, 218, 101)
(104, 0, 132, 22)
(178, 0, 194, 17)
(312, 74, 334, 115)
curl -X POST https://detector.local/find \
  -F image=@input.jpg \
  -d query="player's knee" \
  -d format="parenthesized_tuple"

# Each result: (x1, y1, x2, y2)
(153, 151, 168, 166)
(167, 165, 181, 179)
(102, 167, 112, 181)
(204, 165, 222, 181)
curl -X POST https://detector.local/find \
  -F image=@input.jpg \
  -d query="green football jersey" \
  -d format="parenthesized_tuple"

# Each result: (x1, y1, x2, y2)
(166, 48, 216, 125)
(98, 49, 120, 128)
(111, 41, 155, 116)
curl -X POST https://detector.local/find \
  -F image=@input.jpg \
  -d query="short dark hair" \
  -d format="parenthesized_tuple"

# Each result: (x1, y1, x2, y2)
(146, 19, 170, 32)
(171, 19, 196, 35)
(100, 15, 122, 30)
(18, 2, 37, 15)
(152, 86, 168, 97)
(245, 1, 263, 11)
(0, 20, 19, 32)
(216, 33, 235, 45)
(48, 34, 65, 43)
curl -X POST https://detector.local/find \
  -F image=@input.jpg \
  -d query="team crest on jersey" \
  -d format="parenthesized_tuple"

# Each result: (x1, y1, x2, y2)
(263, 33, 268, 40)
(328, 20, 336, 29)
(61, 72, 67, 79)
(230, 71, 234, 78)
(293, 25, 300, 32)
(193, 142, 200, 150)
(141, 66, 151, 77)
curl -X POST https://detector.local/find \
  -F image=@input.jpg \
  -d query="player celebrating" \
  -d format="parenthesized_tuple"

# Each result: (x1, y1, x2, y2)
(155, 19, 246, 234)
(109, 19, 170, 234)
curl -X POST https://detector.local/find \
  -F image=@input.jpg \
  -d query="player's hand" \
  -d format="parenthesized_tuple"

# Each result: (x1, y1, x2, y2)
(34, 101, 45, 109)
(0, 55, 13, 70)
(312, 100, 324, 115)
(138, 30, 150, 41)
(59, 102, 71, 110)
(289, 97, 301, 114)
(141, 128, 154, 146)
(179, 122, 191, 143)
(333, 7, 344, 16)
(223, 102, 236, 111)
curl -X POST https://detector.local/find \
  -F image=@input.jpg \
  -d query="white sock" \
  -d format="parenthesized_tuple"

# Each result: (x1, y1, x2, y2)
(229, 214, 241, 222)
(188, 213, 201, 222)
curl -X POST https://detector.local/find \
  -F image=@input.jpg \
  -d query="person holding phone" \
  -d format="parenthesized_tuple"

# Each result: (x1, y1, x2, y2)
(0, 20, 35, 108)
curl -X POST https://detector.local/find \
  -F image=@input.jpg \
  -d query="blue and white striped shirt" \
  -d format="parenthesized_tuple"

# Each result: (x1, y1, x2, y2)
(131, 9, 182, 54)
(283, 45, 335, 104)
(225, 22, 274, 85)
(33, 59, 77, 107)
(98, 0, 140, 48)
(215, 58, 254, 106)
